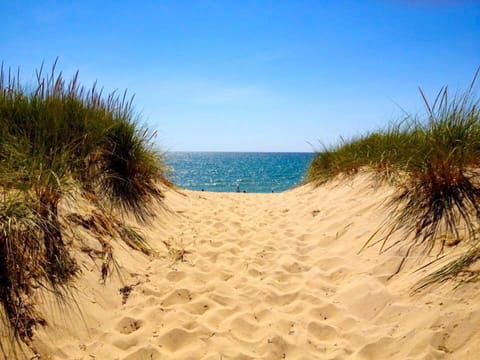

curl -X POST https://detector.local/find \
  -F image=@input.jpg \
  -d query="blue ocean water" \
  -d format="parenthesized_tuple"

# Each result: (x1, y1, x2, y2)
(165, 152, 314, 193)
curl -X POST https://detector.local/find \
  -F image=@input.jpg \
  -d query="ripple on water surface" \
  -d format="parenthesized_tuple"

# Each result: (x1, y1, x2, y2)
(165, 152, 314, 193)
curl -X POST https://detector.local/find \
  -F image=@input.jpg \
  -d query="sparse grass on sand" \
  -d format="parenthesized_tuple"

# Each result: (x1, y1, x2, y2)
(306, 68, 480, 287)
(0, 60, 167, 354)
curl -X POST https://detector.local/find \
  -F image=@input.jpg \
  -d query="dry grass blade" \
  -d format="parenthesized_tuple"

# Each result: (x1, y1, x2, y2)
(415, 244, 480, 291)
(162, 239, 190, 264)
(0, 59, 167, 348)
(307, 67, 480, 285)
(0, 198, 46, 343)
(119, 224, 153, 255)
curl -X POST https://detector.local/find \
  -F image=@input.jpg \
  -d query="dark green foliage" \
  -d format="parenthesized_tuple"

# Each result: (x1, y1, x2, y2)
(0, 60, 166, 348)
(99, 121, 164, 223)
(306, 120, 425, 184)
(307, 68, 480, 285)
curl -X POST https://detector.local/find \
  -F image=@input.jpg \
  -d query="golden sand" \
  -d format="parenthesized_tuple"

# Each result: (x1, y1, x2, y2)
(29, 174, 480, 359)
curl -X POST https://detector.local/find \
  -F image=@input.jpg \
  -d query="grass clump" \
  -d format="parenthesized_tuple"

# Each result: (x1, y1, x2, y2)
(99, 121, 164, 223)
(306, 122, 423, 182)
(0, 197, 46, 342)
(0, 60, 166, 350)
(307, 68, 480, 285)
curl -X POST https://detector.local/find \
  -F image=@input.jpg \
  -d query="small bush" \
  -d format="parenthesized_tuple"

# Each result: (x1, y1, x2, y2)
(307, 68, 480, 284)
(0, 60, 167, 347)
(0, 196, 46, 342)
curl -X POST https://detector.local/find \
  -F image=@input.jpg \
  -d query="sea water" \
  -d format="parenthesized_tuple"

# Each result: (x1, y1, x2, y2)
(165, 152, 314, 193)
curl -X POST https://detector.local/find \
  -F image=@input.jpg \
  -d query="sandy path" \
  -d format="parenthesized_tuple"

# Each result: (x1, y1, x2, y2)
(31, 175, 480, 359)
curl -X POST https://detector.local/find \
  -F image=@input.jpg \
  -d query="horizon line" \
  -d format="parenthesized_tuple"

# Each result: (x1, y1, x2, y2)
(164, 150, 316, 154)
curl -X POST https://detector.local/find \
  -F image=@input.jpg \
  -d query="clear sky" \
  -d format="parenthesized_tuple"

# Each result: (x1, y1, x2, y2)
(1, 1, 479, 152)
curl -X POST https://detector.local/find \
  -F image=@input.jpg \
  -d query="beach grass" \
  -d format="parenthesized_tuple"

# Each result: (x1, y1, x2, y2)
(307, 68, 480, 284)
(0, 60, 166, 348)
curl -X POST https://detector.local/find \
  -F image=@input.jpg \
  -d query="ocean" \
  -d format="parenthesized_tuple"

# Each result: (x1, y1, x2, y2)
(165, 152, 314, 193)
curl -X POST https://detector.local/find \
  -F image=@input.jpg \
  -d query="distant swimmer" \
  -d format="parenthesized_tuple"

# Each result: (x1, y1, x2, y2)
(236, 185, 240, 193)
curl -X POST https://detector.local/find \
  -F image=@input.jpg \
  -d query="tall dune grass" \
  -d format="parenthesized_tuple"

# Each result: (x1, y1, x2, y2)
(307, 68, 480, 285)
(0, 61, 166, 348)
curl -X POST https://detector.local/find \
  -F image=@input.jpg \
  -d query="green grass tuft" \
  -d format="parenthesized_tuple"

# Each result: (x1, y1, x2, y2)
(0, 60, 167, 349)
(307, 68, 480, 285)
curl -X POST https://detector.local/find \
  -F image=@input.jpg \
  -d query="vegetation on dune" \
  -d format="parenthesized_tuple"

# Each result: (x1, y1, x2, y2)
(0, 60, 166, 351)
(307, 68, 480, 287)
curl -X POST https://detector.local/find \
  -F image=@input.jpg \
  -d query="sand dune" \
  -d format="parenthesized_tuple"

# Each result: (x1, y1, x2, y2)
(28, 174, 480, 359)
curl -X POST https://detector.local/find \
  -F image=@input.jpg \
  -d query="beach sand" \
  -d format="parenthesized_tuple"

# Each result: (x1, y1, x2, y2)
(27, 173, 480, 359)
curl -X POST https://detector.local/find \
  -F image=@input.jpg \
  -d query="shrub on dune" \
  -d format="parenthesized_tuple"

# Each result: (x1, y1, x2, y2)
(307, 68, 480, 285)
(0, 60, 167, 349)
(98, 120, 165, 223)
(0, 197, 46, 343)
(306, 120, 425, 184)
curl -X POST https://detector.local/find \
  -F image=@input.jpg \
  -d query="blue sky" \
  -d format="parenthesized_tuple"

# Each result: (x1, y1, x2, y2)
(1, 1, 479, 152)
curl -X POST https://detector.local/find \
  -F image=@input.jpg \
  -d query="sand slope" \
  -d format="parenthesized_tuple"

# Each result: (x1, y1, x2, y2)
(28, 174, 480, 359)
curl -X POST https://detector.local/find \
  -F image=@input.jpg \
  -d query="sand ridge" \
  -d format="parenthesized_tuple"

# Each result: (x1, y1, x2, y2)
(30, 174, 480, 359)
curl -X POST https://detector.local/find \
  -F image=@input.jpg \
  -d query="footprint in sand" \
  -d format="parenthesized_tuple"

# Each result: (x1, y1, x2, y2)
(307, 321, 340, 341)
(165, 270, 187, 282)
(115, 317, 143, 335)
(186, 298, 215, 315)
(161, 288, 193, 306)
(158, 328, 198, 352)
(229, 314, 261, 339)
(123, 346, 162, 360)
(282, 262, 310, 274)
